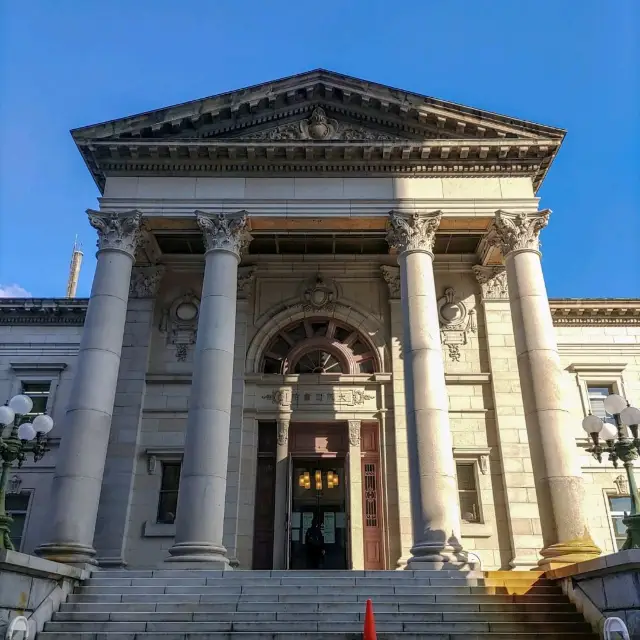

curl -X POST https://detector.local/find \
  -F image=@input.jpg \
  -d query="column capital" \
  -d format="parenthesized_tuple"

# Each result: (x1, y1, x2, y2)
(380, 265, 400, 299)
(472, 265, 508, 300)
(88, 210, 143, 257)
(195, 211, 252, 259)
(386, 211, 442, 255)
(276, 417, 290, 446)
(129, 265, 165, 299)
(348, 419, 361, 447)
(492, 210, 550, 256)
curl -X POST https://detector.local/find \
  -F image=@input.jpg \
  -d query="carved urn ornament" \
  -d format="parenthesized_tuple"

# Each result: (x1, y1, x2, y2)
(437, 287, 476, 361)
(160, 292, 200, 362)
(246, 106, 401, 142)
(301, 108, 338, 140)
(302, 275, 337, 312)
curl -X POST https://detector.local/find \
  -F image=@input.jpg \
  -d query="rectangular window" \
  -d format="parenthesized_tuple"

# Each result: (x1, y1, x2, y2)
(608, 495, 632, 550)
(456, 462, 481, 523)
(588, 385, 616, 425)
(20, 381, 51, 419)
(156, 462, 181, 524)
(5, 492, 31, 551)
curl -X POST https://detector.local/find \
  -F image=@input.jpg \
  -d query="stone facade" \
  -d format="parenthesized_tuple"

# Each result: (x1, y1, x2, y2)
(1, 71, 638, 572)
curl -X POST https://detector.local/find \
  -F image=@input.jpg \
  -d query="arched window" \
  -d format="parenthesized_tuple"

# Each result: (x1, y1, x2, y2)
(261, 318, 377, 375)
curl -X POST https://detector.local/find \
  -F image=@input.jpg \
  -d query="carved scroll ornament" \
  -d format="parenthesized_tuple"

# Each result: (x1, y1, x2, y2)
(129, 265, 165, 299)
(380, 265, 401, 299)
(245, 107, 401, 142)
(473, 266, 509, 300)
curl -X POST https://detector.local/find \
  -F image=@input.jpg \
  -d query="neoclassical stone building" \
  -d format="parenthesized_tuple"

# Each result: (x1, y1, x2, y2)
(1, 70, 638, 572)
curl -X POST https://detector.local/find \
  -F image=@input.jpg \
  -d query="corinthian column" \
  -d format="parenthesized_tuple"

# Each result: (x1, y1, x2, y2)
(36, 211, 142, 565)
(386, 211, 468, 570)
(491, 210, 600, 569)
(165, 211, 252, 567)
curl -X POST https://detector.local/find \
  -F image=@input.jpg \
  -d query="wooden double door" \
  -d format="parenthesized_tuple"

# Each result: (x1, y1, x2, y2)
(251, 421, 385, 570)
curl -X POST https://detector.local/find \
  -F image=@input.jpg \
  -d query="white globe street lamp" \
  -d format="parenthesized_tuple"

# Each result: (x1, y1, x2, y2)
(582, 394, 640, 549)
(0, 394, 55, 550)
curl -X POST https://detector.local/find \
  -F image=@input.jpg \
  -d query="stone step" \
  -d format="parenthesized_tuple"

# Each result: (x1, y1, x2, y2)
(90, 569, 553, 583)
(43, 620, 594, 634)
(84, 576, 556, 587)
(53, 610, 585, 623)
(61, 600, 577, 613)
(76, 585, 562, 596)
(68, 592, 572, 604)
(38, 633, 599, 640)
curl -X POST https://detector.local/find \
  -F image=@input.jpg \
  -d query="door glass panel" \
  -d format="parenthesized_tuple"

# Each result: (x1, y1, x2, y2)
(289, 458, 348, 570)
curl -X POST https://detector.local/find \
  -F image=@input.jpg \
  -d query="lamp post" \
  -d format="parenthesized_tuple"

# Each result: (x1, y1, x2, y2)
(582, 393, 640, 550)
(0, 394, 54, 550)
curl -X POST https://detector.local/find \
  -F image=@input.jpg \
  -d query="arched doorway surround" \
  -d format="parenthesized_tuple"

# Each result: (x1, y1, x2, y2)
(245, 300, 388, 374)
(261, 317, 378, 375)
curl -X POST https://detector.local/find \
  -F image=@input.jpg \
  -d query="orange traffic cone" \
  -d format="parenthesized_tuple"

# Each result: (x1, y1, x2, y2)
(364, 598, 377, 640)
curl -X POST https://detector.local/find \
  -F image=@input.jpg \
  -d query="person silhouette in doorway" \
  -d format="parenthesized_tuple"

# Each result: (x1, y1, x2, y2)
(305, 516, 325, 569)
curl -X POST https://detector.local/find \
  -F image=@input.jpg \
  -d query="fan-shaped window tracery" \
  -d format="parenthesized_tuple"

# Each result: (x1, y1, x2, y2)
(261, 318, 377, 374)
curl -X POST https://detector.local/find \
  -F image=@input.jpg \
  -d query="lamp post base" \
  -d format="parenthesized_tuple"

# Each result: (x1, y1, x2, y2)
(621, 513, 640, 550)
(0, 514, 14, 551)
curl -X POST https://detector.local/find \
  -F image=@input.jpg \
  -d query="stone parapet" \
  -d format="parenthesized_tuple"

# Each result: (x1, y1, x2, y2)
(547, 549, 640, 637)
(0, 550, 88, 638)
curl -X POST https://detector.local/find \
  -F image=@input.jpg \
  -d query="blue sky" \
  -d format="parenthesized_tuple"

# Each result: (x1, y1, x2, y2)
(1, 1, 638, 298)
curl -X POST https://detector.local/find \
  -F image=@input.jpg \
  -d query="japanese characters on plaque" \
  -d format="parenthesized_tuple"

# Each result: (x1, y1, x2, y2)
(260, 388, 375, 408)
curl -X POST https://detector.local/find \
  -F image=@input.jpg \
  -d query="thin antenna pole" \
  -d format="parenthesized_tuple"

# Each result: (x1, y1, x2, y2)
(66, 235, 84, 298)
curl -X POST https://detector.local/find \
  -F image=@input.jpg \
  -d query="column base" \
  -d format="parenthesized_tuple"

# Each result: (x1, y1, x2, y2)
(96, 556, 128, 569)
(34, 542, 99, 568)
(538, 532, 601, 571)
(406, 542, 476, 571)
(509, 554, 542, 571)
(164, 541, 232, 570)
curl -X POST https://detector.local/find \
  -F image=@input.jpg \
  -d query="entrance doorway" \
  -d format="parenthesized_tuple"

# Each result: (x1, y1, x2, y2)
(288, 457, 349, 570)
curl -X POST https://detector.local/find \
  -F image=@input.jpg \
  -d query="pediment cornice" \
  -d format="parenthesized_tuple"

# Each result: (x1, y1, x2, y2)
(71, 69, 565, 193)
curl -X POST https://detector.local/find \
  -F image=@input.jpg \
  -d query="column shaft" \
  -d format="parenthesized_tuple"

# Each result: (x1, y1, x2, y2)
(93, 267, 164, 566)
(166, 212, 251, 567)
(493, 210, 600, 569)
(36, 211, 142, 565)
(382, 265, 414, 567)
(272, 417, 290, 569)
(387, 212, 467, 570)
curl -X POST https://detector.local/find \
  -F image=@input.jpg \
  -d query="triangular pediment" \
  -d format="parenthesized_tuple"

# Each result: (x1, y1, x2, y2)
(72, 69, 564, 144)
(72, 69, 566, 193)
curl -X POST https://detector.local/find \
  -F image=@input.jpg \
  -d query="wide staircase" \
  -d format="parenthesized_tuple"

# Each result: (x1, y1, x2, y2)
(39, 569, 597, 639)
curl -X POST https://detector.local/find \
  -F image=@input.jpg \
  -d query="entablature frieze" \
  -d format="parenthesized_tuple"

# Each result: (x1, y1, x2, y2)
(97, 199, 539, 222)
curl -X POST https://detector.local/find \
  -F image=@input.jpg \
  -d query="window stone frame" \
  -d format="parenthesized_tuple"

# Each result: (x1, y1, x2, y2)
(453, 447, 493, 538)
(143, 447, 183, 538)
